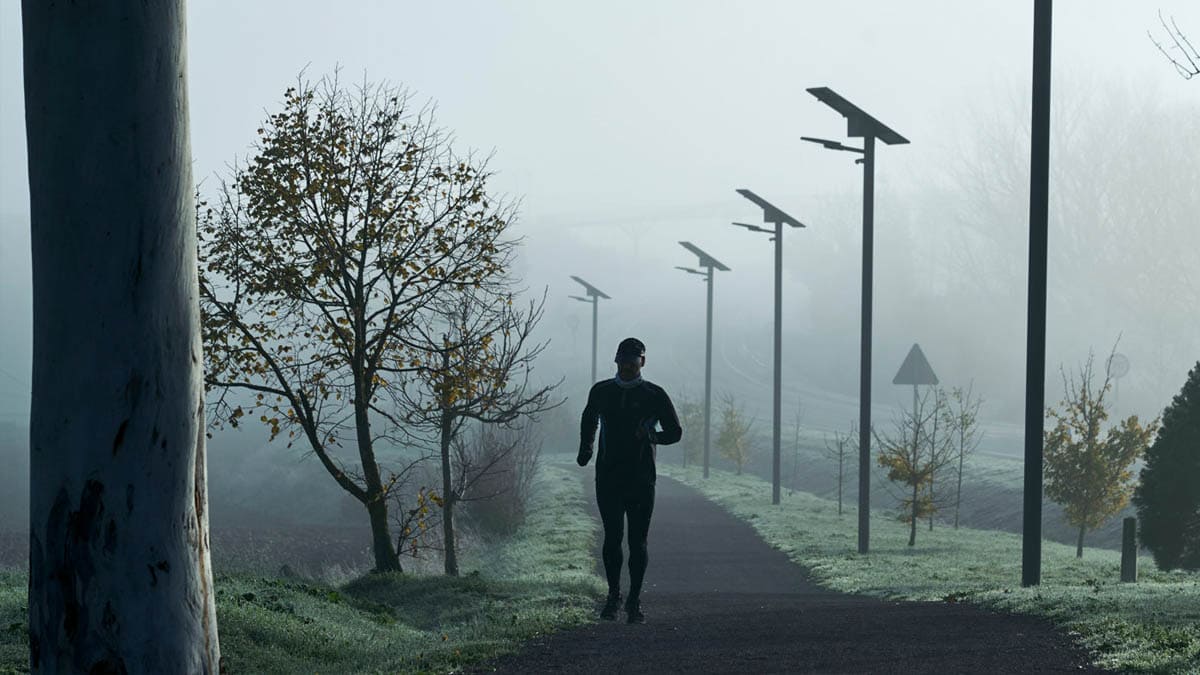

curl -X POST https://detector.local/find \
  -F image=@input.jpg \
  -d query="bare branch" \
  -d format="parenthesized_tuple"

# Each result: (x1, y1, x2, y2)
(1149, 10, 1199, 80)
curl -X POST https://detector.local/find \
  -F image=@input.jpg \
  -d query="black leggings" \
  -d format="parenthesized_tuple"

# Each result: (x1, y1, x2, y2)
(596, 484, 655, 600)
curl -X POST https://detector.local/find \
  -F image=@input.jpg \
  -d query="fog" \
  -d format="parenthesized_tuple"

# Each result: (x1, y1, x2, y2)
(1, 2, 1198, 553)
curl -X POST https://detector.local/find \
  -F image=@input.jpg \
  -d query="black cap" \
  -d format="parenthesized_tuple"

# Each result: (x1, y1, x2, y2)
(614, 337, 645, 363)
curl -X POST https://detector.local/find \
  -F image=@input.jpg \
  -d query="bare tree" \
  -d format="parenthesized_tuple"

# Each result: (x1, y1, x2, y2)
(789, 401, 803, 495)
(924, 388, 951, 532)
(822, 421, 857, 516)
(943, 82, 1200, 408)
(942, 384, 984, 529)
(674, 390, 705, 468)
(199, 73, 515, 573)
(396, 289, 561, 575)
(875, 389, 956, 546)
(23, 2, 220, 670)
(1150, 11, 1199, 80)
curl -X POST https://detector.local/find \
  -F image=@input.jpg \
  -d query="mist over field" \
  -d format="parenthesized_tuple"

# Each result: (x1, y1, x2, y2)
(1, 0, 1197, 560)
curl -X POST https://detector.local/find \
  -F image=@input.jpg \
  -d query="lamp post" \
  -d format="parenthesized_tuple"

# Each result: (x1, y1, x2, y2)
(1023, 0, 1054, 588)
(676, 241, 731, 479)
(569, 276, 610, 384)
(734, 189, 805, 505)
(805, 86, 909, 554)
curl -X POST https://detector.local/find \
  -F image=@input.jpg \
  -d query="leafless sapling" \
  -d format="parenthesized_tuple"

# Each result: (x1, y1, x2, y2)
(942, 383, 984, 529)
(823, 421, 858, 516)
(789, 400, 803, 496)
(875, 388, 956, 546)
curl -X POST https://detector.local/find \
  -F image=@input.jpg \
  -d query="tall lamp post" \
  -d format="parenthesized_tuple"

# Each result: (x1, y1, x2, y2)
(805, 86, 909, 554)
(569, 275, 610, 384)
(676, 241, 731, 479)
(1023, 0, 1054, 588)
(734, 189, 805, 505)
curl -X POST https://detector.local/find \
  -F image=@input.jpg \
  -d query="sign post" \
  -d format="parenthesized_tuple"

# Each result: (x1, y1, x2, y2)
(893, 343, 940, 444)
(893, 343, 939, 535)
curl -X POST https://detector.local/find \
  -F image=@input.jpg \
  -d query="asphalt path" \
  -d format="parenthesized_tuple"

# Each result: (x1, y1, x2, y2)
(474, 475, 1103, 674)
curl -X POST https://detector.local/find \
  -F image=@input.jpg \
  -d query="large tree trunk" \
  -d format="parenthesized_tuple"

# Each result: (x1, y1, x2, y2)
(354, 410, 400, 572)
(355, 408, 400, 573)
(23, 2, 220, 671)
(366, 497, 401, 573)
(353, 339, 400, 572)
(1076, 524, 1086, 558)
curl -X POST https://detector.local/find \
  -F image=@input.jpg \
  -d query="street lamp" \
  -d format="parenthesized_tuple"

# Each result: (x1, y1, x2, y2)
(569, 275, 610, 384)
(676, 241, 731, 479)
(734, 189, 805, 506)
(1022, 0, 1054, 588)
(806, 86, 909, 555)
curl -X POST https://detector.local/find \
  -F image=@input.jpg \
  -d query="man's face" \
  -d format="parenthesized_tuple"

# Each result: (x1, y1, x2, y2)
(616, 355, 644, 379)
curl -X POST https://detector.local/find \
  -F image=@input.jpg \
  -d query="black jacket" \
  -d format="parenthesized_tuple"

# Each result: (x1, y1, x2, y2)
(580, 377, 682, 489)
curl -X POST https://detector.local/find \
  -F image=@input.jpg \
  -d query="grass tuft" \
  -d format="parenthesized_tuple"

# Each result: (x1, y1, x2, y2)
(0, 464, 603, 674)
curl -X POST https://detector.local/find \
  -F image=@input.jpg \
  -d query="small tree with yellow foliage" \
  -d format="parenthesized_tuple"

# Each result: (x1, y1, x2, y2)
(716, 393, 755, 475)
(392, 289, 560, 575)
(1044, 349, 1158, 558)
(875, 388, 954, 546)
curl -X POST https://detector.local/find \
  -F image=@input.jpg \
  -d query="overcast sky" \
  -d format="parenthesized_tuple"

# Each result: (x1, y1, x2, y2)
(1, 1, 1198, 433)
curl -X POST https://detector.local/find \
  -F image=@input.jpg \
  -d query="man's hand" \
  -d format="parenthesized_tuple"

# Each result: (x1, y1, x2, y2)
(577, 445, 593, 467)
(635, 418, 657, 443)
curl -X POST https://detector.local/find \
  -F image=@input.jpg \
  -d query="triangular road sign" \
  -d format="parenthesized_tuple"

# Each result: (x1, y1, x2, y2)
(893, 343, 938, 386)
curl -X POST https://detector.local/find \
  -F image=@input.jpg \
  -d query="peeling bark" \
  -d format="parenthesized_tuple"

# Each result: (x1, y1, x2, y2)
(24, 1, 220, 671)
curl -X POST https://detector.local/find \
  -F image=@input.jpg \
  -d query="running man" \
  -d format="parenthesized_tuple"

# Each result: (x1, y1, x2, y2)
(577, 337, 682, 624)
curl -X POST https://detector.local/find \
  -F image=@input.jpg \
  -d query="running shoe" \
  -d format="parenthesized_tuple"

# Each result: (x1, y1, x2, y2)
(625, 598, 645, 624)
(600, 592, 622, 621)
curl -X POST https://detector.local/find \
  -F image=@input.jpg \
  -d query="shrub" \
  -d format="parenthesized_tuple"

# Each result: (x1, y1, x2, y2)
(1134, 362, 1200, 570)
(460, 422, 543, 536)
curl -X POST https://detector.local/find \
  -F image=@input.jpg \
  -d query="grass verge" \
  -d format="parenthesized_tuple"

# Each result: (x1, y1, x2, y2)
(659, 463, 1200, 674)
(0, 463, 603, 674)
